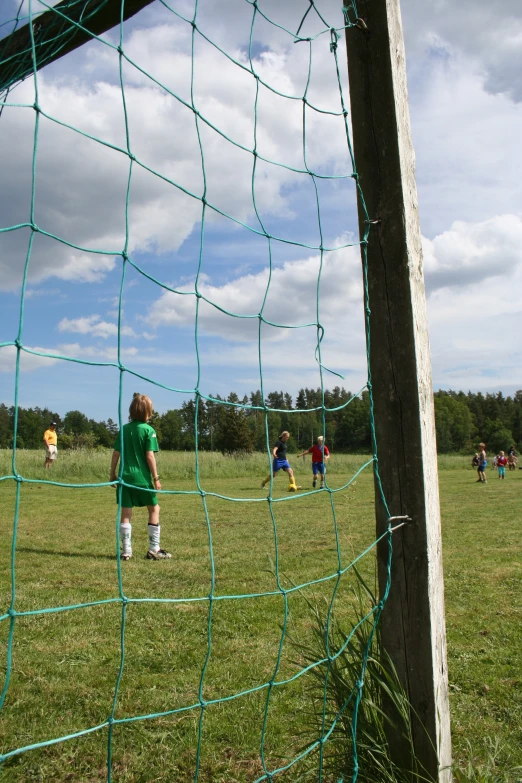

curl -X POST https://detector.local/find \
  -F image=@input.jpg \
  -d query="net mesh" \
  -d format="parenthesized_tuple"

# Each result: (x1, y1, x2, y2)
(0, 1, 395, 780)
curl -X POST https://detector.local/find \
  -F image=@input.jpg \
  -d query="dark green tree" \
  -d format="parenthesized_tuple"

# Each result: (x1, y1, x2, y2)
(481, 419, 514, 455)
(158, 410, 182, 450)
(434, 394, 475, 452)
(64, 410, 91, 435)
(0, 404, 10, 448)
(215, 393, 253, 454)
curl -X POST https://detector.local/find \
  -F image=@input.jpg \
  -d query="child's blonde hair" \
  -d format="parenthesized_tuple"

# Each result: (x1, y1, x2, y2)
(129, 394, 153, 422)
(279, 431, 290, 439)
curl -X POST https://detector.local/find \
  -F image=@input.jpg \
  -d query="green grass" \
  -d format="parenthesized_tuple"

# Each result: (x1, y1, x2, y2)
(0, 451, 521, 781)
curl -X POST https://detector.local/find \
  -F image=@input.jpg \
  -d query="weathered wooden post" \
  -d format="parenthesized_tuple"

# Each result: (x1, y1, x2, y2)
(0, 0, 155, 93)
(343, 2, 452, 780)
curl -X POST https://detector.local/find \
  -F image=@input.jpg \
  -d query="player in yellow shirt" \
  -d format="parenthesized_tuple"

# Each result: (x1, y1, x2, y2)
(43, 421, 58, 469)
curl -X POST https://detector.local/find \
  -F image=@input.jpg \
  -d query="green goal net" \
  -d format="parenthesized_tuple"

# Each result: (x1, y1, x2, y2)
(0, 1, 397, 781)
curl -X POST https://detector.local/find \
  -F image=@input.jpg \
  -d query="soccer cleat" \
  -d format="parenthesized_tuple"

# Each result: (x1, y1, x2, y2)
(261, 481, 266, 488)
(120, 553, 132, 561)
(320, 483, 325, 489)
(288, 485, 302, 492)
(146, 549, 172, 560)
(312, 481, 316, 488)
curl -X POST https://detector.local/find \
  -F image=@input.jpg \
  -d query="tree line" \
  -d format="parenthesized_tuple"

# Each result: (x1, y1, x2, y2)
(1, 388, 521, 455)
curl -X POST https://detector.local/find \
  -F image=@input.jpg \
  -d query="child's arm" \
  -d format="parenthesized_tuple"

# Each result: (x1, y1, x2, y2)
(145, 451, 162, 491)
(109, 450, 120, 483)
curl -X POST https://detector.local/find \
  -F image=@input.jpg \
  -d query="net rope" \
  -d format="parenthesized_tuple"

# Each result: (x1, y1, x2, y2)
(0, 1, 395, 780)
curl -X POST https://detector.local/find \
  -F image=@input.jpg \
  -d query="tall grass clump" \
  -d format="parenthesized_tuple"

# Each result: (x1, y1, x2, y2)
(290, 573, 522, 783)
(453, 739, 522, 783)
(288, 571, 432, 783)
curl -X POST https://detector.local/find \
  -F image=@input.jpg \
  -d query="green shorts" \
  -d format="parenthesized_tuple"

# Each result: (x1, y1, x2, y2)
(116, 484, 158, 508)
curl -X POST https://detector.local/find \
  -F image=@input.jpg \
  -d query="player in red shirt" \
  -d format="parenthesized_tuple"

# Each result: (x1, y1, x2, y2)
(297, 435, 330, 488)
(497, 451, 507, 480)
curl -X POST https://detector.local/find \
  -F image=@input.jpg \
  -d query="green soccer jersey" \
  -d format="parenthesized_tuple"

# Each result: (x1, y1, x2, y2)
(113, 421, 159, 487)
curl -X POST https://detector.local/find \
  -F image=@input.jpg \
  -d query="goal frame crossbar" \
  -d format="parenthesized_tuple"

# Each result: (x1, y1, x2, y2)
(0, 0, 155, 95)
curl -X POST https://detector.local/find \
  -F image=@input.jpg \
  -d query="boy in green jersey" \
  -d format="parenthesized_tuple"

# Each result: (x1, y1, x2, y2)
(110, 394, 171, 561)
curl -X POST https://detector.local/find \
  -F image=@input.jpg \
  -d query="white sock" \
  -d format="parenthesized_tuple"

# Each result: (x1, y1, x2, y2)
(148, 524, 160, 552)
(120, 522, 132, 555)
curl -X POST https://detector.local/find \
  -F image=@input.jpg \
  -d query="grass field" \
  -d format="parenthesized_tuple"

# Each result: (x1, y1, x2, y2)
(0, 450, 521, 782)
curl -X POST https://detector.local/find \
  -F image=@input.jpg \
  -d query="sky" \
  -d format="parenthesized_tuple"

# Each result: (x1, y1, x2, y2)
(0, 0, 521, 422)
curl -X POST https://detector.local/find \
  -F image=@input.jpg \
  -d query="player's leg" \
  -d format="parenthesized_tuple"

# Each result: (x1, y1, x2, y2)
(312, 462, 318, 488)
(285, 466, 301, 492)
(319, 466, 325, 489)
(120, 507, 133, 560)
(262, 459, 278, 488)
(146, 504, 171, 560)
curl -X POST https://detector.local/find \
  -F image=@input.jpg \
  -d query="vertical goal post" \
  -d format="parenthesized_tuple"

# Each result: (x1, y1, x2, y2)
(344, 1, 452, 781)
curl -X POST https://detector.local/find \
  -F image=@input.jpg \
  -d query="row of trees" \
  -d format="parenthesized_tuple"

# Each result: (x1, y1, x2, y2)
(0, 405, 118, 451)
(1, 388, 521, 454)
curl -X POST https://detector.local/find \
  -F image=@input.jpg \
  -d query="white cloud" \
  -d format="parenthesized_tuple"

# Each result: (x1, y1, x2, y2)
(401, 0, 522, 102)
(0, 344, 61, 373)
(424, 216, 522, 390)
(409, 54, 522, 237)
(58, 314, 136, 339)
(0, 340, 139, 373)
(15, 0, 60, 18)
(0, 12, 354, 291)
(143, 213, 522, 393)
(423, 214, 522, 291)
(428, 276, 522, 390)
(57, 342, 138, 361)
(147, 239, 363, 343)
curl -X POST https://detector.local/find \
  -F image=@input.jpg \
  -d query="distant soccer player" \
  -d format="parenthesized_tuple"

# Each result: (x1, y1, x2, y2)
(261, 431, 301, 492)
(297, 435, 330, 488)
(43, 421, 58, 469)
(477, 442, 487, 484)
(497, 451, 507, 480)
(109, 394, 171, 561)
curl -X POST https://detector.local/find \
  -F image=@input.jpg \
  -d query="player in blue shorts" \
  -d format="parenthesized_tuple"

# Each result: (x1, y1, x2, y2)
(477, 442, 487, 483)
(298, 435, 330, 488)
(261, 431, 301, 492)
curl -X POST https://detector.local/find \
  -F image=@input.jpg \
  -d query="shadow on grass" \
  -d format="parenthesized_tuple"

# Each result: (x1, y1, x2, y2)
(16, 546, 115, 560)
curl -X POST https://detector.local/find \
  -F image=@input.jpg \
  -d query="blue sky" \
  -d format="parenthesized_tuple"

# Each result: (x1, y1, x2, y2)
(1, 0, 521, 422)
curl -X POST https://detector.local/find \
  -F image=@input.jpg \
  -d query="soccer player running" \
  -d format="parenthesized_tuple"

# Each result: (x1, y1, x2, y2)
(261, 431, 301, 492)
(297, 435, 330, 488)
(110, 394, 171, 561)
